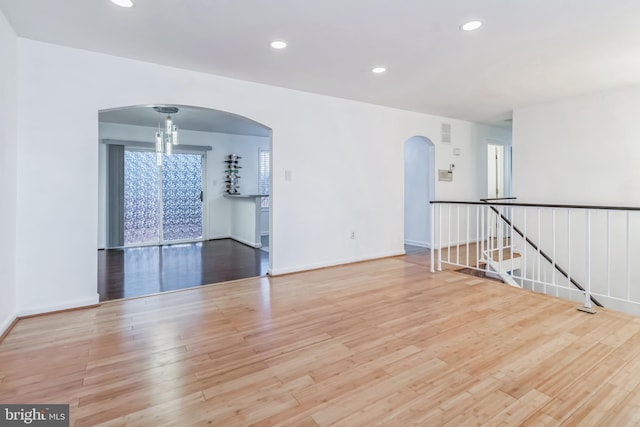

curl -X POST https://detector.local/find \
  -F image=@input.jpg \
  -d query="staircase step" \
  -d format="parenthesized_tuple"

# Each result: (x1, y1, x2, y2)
(484, 257, 522, 288)
(487, 249, 521, 262)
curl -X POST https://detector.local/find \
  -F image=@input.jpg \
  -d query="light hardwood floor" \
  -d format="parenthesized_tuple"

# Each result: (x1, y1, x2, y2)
(3, 254, 640, 426)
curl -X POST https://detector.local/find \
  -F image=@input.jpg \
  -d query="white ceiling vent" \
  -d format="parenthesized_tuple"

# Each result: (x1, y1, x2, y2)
(441, 123, 452, 144)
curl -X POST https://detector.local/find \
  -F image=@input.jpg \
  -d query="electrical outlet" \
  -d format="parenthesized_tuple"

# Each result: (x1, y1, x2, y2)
(350, 231, 356, 240)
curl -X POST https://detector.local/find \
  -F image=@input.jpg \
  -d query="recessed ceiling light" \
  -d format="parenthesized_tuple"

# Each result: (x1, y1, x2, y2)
(270, 40, 287, 49)
(371, 67, 387, 74)
(460, 20, 483, 31)
(110, 0, 133, 7)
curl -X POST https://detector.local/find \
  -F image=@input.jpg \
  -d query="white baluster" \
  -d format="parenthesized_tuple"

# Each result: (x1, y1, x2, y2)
(430, 202, 435, 273)
(438, 204, 442, 271)
(579, 210, 595, 313)
(523, 208, 527, 288)
(552, 209, 557, 296)
(510, 206, 514, 279)
(466, 205, 470, 268)
(448, 205, 451, 265)
(568, 210, 572, 291)
(476, 205, 480, 268)
(606, 210, 610, 297)
(498, 206, 503, 267)
(537, 208, 541, 292)
(481, 205, 485, 272)
(456, 205, 460, 265)
(627, 211, 631, 301)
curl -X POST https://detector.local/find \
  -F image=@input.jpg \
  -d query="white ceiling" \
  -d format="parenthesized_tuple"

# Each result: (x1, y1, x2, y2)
(3, 0, 640, 126)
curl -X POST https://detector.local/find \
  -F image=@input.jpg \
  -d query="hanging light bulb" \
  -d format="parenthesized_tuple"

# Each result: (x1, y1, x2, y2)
(152, 106, 180, 166)
(172, 125, 178, 145)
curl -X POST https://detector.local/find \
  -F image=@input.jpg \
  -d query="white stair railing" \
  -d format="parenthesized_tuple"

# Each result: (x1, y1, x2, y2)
(430, 200, 640, 316)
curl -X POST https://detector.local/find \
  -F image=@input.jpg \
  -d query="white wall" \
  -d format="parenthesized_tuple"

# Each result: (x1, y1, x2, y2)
(433, 126, 483, 202)
(14, 39, 484, 315)
(0, 10, 18, 334)
(229, 197, 261, 247)
(260, 209, 269, 236)
(513, 87, 640, 205)
(97, 122, 269, 247)
(404, 136, 435, 247)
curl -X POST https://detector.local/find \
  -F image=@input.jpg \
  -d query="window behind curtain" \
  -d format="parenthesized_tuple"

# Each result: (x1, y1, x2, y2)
(259, 149, 270, 208)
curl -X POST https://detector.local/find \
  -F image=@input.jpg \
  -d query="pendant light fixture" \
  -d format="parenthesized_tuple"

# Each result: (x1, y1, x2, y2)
(153, 106, 179, 166)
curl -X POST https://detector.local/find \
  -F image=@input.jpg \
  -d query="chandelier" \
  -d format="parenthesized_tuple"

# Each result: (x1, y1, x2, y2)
(153, 106, 179, 166)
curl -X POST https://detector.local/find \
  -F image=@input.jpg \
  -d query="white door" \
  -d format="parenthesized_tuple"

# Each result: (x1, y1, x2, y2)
(487, 144, 505, 199)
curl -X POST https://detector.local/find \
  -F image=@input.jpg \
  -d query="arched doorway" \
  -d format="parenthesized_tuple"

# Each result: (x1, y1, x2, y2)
(404, 136, 435, 252)
(97, 104, 272, 301)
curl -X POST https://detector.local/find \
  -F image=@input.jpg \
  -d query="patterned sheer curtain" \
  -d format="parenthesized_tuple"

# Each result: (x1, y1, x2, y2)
(124, 150, 160, 244)
(162, 153, 203, 241)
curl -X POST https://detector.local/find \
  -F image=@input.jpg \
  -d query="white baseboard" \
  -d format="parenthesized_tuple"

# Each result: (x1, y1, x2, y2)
(208, 234, 231, 240)
(16, 293, 100, 317)
(270, 250, 405, 276)
(404, 239, 432, 248)
(231, 236, 261, 249)
(0, 312, 17, 339)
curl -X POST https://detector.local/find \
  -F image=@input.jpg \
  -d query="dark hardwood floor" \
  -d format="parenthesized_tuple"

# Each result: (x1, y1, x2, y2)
(97, 239, 269, 302)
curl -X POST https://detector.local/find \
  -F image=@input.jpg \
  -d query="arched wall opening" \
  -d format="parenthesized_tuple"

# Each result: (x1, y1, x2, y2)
(97, 104, 273, 301)
(404, 136, 436, 249)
